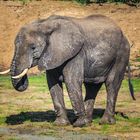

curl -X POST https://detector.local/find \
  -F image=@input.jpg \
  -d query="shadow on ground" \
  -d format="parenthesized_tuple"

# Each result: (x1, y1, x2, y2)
(6, 108, 128, 125)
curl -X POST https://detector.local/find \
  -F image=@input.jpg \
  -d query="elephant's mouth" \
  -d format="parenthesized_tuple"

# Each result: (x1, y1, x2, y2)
(1, 59, 38, 92)
(31, 58, 39, 67)
(11, 74, 29, 92)
(10, 60, 29, 92)
(10, 59, 39, 92)
(0, 68, 28, 92)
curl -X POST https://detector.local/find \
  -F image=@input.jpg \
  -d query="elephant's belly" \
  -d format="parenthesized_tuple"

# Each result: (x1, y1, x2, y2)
(83, 44, 116, 83)
(84, 59, 114, 83)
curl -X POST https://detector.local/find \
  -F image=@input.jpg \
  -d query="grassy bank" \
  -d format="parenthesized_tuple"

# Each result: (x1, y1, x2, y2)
(0, 74, 140, 139)
(0, 74, 140, 93)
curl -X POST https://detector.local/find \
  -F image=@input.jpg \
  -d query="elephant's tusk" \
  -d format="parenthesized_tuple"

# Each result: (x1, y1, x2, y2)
(0, 69, 10, 74)
(12, 68, 28, 79)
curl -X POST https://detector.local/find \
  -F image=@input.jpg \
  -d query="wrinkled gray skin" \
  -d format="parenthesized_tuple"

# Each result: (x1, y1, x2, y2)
(11, 15, 130, 127)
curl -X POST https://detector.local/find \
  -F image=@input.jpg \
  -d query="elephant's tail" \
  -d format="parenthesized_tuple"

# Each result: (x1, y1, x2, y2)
(127, 63, 136, 100)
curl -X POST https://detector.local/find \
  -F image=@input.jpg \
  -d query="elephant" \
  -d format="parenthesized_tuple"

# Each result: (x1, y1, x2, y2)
(0, 14, 135, 127)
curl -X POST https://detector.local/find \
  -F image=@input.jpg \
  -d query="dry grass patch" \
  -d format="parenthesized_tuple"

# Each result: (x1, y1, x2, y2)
(0, 74, 140, 139)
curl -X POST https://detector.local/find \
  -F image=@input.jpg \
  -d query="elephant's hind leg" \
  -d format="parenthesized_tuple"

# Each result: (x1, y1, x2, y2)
(84, 83, 102, 124)
(99, 54, 128, 125)
(47, 71, 70, 126)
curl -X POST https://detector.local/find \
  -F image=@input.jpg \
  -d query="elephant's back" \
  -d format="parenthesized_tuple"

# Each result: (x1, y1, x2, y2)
(71, 15, 121, 37)
(72, 15, 123, 51)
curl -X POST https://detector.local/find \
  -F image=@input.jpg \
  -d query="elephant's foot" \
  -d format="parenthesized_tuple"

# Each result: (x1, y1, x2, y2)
(73, 116, 91, 127)
(86, 117, 93, 124)
(54, 116, 70, 126)
(99, 114, 116, 125)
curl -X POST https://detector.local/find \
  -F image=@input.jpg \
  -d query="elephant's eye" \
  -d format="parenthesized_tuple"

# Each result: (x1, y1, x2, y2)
(30, 44, 36, 50)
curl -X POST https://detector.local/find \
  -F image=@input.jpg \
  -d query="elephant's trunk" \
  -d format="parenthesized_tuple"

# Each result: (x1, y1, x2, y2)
(10, 59, 29, 92)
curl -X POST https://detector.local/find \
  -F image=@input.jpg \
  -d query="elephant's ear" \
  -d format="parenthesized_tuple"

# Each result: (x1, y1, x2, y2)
(38, 20, 84, 70)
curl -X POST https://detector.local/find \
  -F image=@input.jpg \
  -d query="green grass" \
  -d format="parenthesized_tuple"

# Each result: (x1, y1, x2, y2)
(0, 74, 139, 138)
(101, 124, 110, 134)
(28, 74, 46, 84)
(0, 116, 6, 125)
(91, 114, 140, 134)
(0, 76, 12, 89)
(135, 57, 140, 62)
(116, 113, 140, 123)
(0, 74, 140, 92)
(28, 74, 49, 93)
(0, 74, 49, 93)
(120, 79, 140, 93)
(8, 138, 21, 140)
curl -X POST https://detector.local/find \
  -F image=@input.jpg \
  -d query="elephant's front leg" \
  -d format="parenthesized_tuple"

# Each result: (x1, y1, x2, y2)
(47, 71, 70, 125)
(63, 66, 87, 127)
(65, 79, 87, 127)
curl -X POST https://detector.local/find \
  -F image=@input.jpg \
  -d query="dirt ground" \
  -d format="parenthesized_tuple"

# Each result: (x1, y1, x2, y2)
(0, 0, 140, 75)
(0, 75, 140, 140)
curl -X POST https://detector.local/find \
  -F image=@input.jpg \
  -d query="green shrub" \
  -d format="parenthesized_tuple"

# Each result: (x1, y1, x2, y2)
(76, 0, 90, 4)
(13, 0, 32, 5)
(75, 0, 140, 5)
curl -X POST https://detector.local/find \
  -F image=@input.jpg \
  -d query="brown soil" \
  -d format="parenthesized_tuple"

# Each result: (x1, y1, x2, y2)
(0, 0, 140, 75)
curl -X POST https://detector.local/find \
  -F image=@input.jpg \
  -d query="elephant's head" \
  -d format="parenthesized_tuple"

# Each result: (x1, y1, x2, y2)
(0, 15, 84, 92)
(10, 23, 47, 91)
